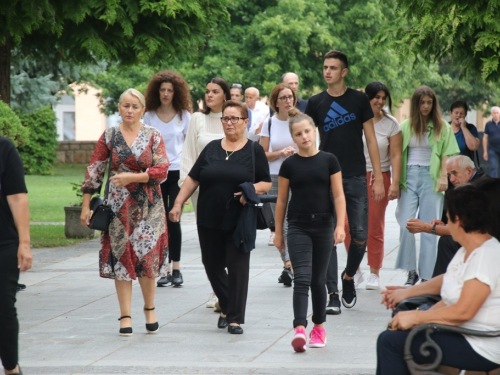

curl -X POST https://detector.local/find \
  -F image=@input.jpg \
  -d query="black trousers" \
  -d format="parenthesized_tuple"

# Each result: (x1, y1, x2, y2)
(0, 244, 20, 371)
(432, 235, 461, 277)
(197, 225, 250, 324)
(377, 329, 499, 374)
(287, 217, 334, 328)
(160, 170, 182, 263)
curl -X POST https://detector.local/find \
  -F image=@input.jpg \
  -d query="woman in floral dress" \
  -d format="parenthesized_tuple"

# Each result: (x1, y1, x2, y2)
(81, 88, 170, 336)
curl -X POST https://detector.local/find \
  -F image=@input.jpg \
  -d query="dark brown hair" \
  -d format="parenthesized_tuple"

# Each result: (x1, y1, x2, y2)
(144, 70, 192, 120)
(222, 100, 248, 119)
(324, 50, 349, 69)
(201, 77, 231, 115)
(269, 83, 297, 113)
(409, 86, 443, 141)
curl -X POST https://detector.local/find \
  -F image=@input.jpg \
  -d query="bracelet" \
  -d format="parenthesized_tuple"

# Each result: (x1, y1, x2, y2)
(430, 224, 436, 235)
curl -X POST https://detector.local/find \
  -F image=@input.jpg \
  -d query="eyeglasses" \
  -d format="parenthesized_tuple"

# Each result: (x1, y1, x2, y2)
(231, 83, 242, 88)
(220, 116, 247, 124)
(278, 95, 294, 102)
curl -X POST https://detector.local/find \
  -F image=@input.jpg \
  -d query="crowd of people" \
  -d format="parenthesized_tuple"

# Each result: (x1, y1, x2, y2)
(2, 48, 500, 374)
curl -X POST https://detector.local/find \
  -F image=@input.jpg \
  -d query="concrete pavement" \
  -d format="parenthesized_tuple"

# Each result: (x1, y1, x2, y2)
(18, 200, 411, 374)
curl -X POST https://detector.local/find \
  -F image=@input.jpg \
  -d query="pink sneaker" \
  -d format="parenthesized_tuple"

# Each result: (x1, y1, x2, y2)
(291, 327, 307, 352)
(309, 326, 327, 348)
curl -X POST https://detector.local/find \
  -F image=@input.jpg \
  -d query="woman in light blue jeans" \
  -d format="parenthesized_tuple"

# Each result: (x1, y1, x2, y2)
(395, 86, 459, 284)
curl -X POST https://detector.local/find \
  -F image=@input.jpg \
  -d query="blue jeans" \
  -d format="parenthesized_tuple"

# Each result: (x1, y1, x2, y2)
(326, 175, 368, 293)
(288, 216, 334, 327)
(488, 149, 500, 178)
(395, 166, 444, 280)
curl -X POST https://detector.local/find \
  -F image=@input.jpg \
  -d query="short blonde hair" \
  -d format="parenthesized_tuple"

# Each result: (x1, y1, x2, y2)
(119, 88, 145, 107)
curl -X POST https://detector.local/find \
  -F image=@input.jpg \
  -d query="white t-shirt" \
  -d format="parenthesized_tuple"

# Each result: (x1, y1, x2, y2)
(143, 110, 190, 171)
(441, 237, 500, 364)
(260, 115, 297, 175)
(363, 114, 401, 172)
(248, 101, 270, 142)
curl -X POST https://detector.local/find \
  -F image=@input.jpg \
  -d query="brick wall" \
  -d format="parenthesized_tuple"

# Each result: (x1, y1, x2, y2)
(57, 141, 97, 164)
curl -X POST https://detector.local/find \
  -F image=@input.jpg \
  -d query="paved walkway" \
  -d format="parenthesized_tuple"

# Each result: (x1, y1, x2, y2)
(18, 200, 410, 374)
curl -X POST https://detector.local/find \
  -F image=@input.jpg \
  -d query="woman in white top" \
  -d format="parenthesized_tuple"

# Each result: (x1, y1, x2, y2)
(343, 82, 401, 291)
(378, 180, 500, 374)
(260, 83, 297, 286)
(144, 71, 192, 288)
(395, 86, 459, 286)
(179, 77, 231, 309)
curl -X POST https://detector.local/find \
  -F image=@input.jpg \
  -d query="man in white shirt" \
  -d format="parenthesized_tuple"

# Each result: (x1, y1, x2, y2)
(245, 87, 269, 142)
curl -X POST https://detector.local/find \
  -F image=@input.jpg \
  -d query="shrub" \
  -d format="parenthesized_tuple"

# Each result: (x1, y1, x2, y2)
(18, 107, 58, 175)
(0, 100, 29, 147)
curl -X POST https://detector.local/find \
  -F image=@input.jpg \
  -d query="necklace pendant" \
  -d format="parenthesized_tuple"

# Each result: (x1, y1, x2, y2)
(225, 156, 229, 160)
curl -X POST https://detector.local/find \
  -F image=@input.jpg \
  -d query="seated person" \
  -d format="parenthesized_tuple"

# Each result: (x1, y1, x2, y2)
(405, 155, 485, 277)
(377, 179, 500, 374)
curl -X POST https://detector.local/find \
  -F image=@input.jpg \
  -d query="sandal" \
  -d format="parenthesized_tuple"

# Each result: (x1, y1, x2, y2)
(144, 307, 159, 334)
(118, 315, 133, 336)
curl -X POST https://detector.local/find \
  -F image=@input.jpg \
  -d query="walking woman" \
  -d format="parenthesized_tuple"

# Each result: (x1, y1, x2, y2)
(170, 101, 271, 334)
(274, 109, 346, 352)
(179, 77, 231, 309)
(144, 71, 192, 287)
(260, 83, 298, 286)
(343, 82, 401, 291)
(395, 86, 459, 286)
(81, 88, 169, 336)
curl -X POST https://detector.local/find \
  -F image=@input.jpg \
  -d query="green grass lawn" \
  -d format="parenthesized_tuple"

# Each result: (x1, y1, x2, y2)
(26, 163, 193, 247)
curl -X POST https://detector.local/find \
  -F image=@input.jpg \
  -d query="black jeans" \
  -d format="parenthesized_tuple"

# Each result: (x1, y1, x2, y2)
(197, 225, 250, 324)
(287, 215, 334, 328)
(377, 329, 499, 374)
(326, 175, 368, 293)
(432, 235, 461, 277)
(160, 170, 182, 263)
(0, 244, 20, 371)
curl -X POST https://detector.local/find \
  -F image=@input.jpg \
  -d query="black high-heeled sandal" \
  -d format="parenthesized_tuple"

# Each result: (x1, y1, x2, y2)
(144, 307, 159, 334)
(118, 315, 133, 336)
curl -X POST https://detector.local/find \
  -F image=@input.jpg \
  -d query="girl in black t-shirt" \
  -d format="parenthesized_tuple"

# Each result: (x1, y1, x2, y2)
(274, 109, 346, 352)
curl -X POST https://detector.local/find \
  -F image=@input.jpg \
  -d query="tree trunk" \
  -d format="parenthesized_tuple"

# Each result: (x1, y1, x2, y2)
(0, 33, 11, 105)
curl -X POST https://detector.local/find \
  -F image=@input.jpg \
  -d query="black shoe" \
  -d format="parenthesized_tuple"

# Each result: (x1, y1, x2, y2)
(118, 316, 133, 336)
(280, 267, 293, 287)
(157, 273, 172, 287)
(341, 270, 357, 308)
(404, 270, 419, 287)
(172, 269, 183, 286)
(228, 325, 244, 334)
(17, 283, 26, 291)
(326, 293, 341, 315)
(217, 315, 228, 329)
(144, 307, 159, 334)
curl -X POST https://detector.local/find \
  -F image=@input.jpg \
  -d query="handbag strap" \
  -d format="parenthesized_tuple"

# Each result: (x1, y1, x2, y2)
(251, 140, 255, 183)
(103, 128, 115, 202)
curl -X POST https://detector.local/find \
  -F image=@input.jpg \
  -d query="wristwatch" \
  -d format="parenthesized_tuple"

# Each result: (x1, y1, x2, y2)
(430, 224, 436, 235)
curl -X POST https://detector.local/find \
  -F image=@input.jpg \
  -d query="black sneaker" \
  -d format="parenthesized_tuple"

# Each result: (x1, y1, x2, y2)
(17, 283, 26, 291)
(341, 270, 357, 308)
(280, 267, 293, 287)
(157, 273, 172, 287)
(172, 269, 183, 286)
(404, 270, 419, 287)
(326, 293, 341, 315)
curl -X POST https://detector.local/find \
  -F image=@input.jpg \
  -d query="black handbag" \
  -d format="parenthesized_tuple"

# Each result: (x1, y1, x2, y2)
(251, 142, 275, 230)
(391, 294, 441, 317)
(88, 128, 115, 232)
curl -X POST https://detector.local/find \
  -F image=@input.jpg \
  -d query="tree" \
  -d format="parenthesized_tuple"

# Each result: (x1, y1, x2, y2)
(389, 0, 500, 81)
(0, 0, 229, 104)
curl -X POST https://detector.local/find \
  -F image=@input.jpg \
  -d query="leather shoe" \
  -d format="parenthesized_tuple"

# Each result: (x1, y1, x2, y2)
(228, 325, 243, 334)
(217, 315, 228, 329)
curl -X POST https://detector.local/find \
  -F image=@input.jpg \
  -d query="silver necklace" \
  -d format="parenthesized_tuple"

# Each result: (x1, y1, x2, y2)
(224, 139, 244, 160)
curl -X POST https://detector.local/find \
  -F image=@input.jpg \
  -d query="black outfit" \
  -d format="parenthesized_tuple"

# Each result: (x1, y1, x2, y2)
(279, 151, 341, 327)
(160, 170, 182, 262)
(0, 137, 27, 371)
(189, 139, 270, 324)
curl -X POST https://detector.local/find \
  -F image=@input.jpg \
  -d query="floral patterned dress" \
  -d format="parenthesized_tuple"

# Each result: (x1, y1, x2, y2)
(82, 125, 170, 280)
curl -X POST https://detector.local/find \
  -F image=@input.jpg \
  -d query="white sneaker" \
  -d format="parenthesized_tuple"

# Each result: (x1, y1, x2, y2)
(353, 269, 365, 287)
(268, 233, 276, 246)
(365, 273, 380, 290)
(206, 292, 217, 308)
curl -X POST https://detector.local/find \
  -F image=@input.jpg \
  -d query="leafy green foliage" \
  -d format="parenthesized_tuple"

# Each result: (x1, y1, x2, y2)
(18, 107, 58, 175)
(0, 100, 29, 147)
(389, 0, 500, 81)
